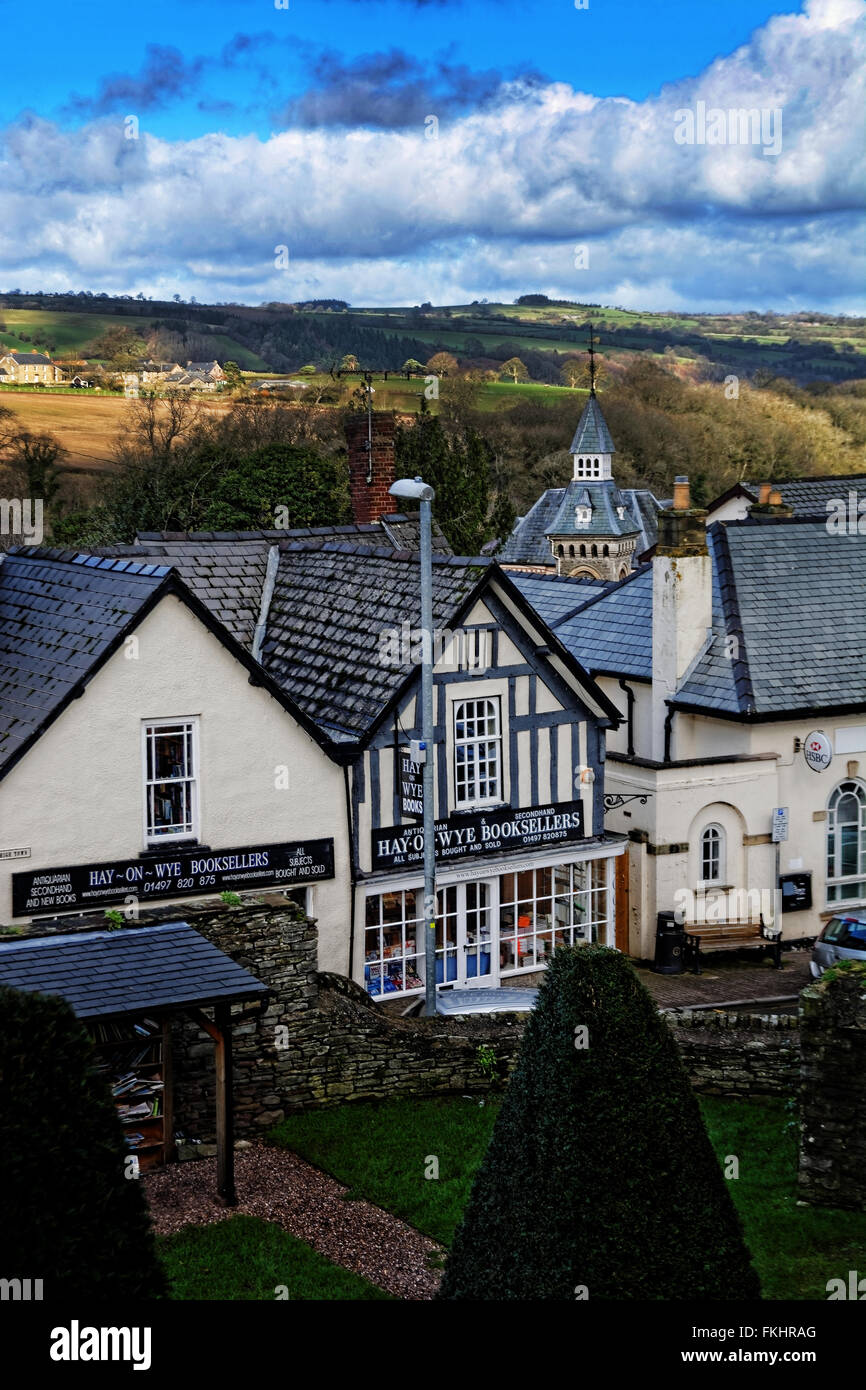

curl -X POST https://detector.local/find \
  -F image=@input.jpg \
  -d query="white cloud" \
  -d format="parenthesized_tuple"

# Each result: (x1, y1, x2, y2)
(0, 0, 863, 308)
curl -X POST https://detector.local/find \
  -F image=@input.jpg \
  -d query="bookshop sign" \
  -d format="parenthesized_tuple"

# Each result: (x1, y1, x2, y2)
(12, 839, 335, 917)
(372, 800, 586, 872)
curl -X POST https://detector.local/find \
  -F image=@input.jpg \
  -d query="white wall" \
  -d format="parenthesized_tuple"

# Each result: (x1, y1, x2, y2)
(0, 595, 351, 972)
(605, 712, 866, 956)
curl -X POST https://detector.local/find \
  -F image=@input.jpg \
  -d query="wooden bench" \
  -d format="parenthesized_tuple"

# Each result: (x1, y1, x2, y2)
(684, 918, 781, 975)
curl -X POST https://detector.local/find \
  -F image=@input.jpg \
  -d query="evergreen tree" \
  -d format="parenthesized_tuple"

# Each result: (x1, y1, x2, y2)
(395, 407, 495, 555)
(439, 946, 760, 1300)
(0, 986, 167, 1300)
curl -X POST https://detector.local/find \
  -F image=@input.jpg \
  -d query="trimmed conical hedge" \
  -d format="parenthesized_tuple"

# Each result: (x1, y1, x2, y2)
(0, 986, 166, 1300)
(439, 946, 760, 1300)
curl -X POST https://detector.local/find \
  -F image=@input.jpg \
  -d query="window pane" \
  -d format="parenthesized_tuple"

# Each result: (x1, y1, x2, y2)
(150, 782, 191, 835)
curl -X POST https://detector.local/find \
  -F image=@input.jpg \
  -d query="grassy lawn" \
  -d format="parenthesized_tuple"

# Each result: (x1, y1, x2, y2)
(270, 1094, 866, 1299)
(700, 1095, 866, 1300)
(159, 1214, 392, 1300)
(269, 1095, 500, 1246)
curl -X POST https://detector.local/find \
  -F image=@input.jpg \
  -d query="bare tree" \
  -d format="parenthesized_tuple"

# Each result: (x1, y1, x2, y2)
(115, 390, 202, 466)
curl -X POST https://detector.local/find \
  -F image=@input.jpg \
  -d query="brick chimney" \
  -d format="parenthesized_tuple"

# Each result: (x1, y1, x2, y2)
(651, 475, 712, 760)
(346, 411, 397, 524)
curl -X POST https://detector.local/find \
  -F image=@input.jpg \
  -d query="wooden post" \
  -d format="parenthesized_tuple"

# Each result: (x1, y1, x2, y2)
(214, 1004, 236, 1207)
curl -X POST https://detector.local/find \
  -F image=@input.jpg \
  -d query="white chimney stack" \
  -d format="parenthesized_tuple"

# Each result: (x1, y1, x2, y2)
(651, 477, 712, 760)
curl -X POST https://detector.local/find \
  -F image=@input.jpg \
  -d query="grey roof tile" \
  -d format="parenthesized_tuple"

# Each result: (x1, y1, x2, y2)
(676, 519, 866, 716)
(568, 395, 616, 455)
(261, 542, 488, 737)
(0, 551, 169, 768)
(0, 922, 267, 1018)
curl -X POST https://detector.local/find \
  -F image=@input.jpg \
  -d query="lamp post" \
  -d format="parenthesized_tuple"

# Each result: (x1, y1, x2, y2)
(389, 476, 437, 1016)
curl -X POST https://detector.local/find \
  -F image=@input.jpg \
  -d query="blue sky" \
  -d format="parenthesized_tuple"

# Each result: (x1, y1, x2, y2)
(1, 0, 863, 309)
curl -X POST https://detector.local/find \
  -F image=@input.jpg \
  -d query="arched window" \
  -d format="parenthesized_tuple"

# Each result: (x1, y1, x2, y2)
(580, 544, 587, 557)
(700, 824, 725, 883)
(568, 544, 575, 558)
(827, 780, 866, 903)
(556, 544, 564, 557)
(591, 544, 598, 558)
(603, 544, 609, 557)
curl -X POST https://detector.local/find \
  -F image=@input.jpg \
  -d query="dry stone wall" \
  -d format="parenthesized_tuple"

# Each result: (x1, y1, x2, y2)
(663, 1007, 800, 1097)
(798, 963, 866, 1211)
(6, 894, 805, 1148)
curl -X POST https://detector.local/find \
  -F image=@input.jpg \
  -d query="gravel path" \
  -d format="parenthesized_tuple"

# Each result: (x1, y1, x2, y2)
(144, 1144, 443, 1300)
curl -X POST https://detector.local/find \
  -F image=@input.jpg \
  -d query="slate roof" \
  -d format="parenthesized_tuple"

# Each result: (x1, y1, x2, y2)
(706, 475, 866, 520)
(775, 475, 866, 516)
(103, 518, 453, 647)
(0, 551, 170, 768)
(518, 516, 866, 714)
(548, 480, 642, 539)
(261, 542, 489, 738)
(629, 488, 666, 558)
(98, 537, 274, 646)
(674, 519, 866, 718)
(2, 352, 52, 366)
(0, 545, 339, 773)
(569, 395, 616, 455)
(552, 567, 654, 680)
(499, 485, 664, 567)
(0, 922, 268, 1018)
(509, 571, 609, 625)
(498, 488, 565, 566)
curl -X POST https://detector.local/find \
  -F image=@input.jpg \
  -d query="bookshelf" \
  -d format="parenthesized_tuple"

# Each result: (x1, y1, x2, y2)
(90, 1016, 173, 1172)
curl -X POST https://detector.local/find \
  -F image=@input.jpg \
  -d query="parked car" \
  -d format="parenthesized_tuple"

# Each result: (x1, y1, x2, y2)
(810, 912, 866, 978)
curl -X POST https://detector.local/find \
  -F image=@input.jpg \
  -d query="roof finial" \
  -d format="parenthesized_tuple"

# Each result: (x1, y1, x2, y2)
(588, 322, 597, 398)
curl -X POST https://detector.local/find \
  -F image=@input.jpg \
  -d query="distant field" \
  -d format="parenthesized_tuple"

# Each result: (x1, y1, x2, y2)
(257, 373, 582, 414)
(0, 390, 230, 472)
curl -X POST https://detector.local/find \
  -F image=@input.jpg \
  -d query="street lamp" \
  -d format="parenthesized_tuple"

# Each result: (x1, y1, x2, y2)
(389, 476, 437, 1016)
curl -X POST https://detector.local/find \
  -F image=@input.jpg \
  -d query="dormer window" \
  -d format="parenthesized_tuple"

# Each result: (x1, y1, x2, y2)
(575, 505, 591, 527)
(616, 505, 626, 520)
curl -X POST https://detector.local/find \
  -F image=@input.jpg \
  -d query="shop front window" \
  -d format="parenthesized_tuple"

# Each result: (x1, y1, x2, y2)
(435, 885, 459, 983)
(364, 889, 424, 997)
(499, 860, 609, 972)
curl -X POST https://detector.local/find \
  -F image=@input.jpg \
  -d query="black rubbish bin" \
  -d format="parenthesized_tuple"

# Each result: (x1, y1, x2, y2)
(652, 910, 685, 975)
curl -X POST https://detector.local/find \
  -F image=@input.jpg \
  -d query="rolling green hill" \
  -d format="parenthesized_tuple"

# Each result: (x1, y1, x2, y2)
(1, 292, 863, 385)
(0, 306, 272, 371)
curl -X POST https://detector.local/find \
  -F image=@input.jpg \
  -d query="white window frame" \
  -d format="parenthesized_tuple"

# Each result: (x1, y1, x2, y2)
(453, 695, 502, 809)
(700, 823, 725, 885)
(361, 846, 618, 997)
(141, 718, 200, 846)
(826, 779, 866, 906)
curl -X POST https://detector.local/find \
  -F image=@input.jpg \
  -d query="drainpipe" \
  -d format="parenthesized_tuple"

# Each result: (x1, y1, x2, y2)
(663, 704, 676, 764)
(344, 762, 358, 982)
(618, 678, 635, 757)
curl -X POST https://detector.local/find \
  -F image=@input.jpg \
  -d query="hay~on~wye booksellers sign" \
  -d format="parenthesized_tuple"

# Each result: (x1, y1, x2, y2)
(372, 800, 586, 872)
(12, 840, 335, 917)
